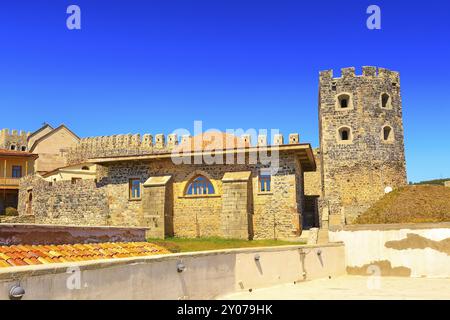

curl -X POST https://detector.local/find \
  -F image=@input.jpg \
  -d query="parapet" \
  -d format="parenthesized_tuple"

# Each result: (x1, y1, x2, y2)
(320, 67, 400, 83)
(0, 128, 30, 139)
(66, 131, 303, 165)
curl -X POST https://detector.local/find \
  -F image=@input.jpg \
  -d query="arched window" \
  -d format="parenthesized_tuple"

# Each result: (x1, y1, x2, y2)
(338, 127, 352, 142)
(185, 175, 215, 195)
(381, 93, 392, 109)
(337, 94, 351, 109)
(383, 126, 394, 142)
(81, 166, 90, 171)
(21, 146, 27, 151)
(10, 145, 16, 151)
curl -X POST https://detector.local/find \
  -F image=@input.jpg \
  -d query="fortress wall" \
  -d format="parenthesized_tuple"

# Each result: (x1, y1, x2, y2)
(65, 133, 180, 164)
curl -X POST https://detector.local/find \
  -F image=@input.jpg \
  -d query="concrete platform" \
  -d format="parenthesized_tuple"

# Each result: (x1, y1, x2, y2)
(220, 276, 450, 300)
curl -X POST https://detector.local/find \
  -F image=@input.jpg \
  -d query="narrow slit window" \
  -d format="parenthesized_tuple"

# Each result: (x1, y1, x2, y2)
(338, 94, 351, 109)
(338, 127, 352, 142)
(382, 93, 390, 108)
(383, 126, 393, 141)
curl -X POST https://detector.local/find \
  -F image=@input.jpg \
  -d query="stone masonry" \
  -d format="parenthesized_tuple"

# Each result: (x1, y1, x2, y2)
(316, 66, 407, 224)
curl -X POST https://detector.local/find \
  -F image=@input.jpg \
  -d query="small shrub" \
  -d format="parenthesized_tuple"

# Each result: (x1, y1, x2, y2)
(4, 207, 19, 216)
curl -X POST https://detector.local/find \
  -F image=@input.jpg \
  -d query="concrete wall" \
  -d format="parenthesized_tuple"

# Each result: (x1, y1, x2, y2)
(329, 223, 450, 278)
(0, 243, 345, 300)
(0, 224, 148, 246)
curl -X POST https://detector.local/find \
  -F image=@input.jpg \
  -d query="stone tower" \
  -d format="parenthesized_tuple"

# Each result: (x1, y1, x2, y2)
(0, 129, 29, 151)
(318, 67, 407, 224)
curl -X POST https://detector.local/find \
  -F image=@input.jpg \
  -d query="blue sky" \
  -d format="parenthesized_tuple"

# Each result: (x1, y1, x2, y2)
(0, 0, 449, 182)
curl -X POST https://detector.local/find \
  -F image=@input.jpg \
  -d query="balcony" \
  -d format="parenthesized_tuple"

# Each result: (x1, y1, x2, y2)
(0, 177, 21, 188)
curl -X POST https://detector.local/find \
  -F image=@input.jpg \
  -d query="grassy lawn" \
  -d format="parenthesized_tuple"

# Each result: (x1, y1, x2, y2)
(147, 237, 305, 253)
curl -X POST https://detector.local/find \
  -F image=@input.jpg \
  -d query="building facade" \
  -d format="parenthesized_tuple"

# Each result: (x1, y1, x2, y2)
(0, 149, 38, 213)
(18, 134, 316, 240)
(9, 66, 408, 235)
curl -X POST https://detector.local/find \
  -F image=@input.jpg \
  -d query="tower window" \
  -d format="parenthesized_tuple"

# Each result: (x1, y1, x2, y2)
(21, 146, 27, 151)
(381, 93, 392, 109)
(383, 126, 394, 142)
(10, 145, 16, 151)
(338, 127, 352, 143)
(336, 93, 352, 110)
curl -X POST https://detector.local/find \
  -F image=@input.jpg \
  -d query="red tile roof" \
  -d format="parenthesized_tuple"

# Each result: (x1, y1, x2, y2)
(0, 242, 170, 268)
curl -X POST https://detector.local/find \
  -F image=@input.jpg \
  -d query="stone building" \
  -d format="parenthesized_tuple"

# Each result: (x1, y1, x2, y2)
(28, 124, 80, 175)
(13, 66, 408, 236)
(304, 66, 407, 225)
(0, 124, 80, 175)
(0, 149, 38, 213)
(19, 132, 316, 240)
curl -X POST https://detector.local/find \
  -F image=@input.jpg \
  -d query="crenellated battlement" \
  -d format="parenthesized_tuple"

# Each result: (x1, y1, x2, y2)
(319, 66, 400, 83)
(66, 131, 302, 165)
(0, 128, 30, 151)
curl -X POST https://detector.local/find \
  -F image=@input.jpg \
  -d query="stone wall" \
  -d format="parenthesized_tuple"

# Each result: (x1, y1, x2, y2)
(99, 153, 304, 239)
(0, 224, 148, 246)
(18, 175, 109, 226)
(304, 148, 322, 197)
(66, 133, 178, 165)
(318, 67, 407, 224)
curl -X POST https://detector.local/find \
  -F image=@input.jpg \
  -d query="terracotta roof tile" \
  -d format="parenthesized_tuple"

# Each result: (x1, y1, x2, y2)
(0, 242, 169, 269)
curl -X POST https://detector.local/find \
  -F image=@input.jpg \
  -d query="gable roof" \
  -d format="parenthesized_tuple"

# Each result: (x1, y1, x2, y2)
(28, 123, 54, 140)
(29, 124, 80, 152)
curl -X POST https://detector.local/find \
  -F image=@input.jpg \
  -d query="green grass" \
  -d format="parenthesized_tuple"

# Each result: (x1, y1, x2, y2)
(147, 237, 305, 253)
(411, 178, 449, 186)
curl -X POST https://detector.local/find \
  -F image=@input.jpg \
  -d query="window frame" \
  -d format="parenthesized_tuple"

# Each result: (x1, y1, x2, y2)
(129, 178, 142, 200)
(335, 93, 354, 111)
(259, 174, 272, 193)
(184, 175, 215, 197)
(12, 165, 22, 178)
(380, 93, 393, 110)
(337, 126, 353, 144)
(382, 125, 394, 143)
